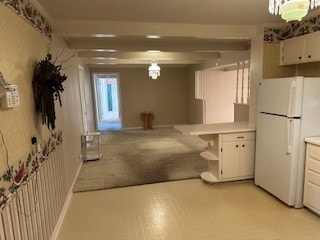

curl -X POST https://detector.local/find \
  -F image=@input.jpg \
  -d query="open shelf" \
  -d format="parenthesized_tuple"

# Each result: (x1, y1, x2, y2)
(200, 172, 219, 183)
(82, 132, 101, 162)
(84, 154, 102, 161)
(200, 151, 219, 161)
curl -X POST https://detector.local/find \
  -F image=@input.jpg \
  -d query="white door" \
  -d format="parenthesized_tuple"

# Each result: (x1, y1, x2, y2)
(255, 113, 301, 206)
(257, 77, 304, 117)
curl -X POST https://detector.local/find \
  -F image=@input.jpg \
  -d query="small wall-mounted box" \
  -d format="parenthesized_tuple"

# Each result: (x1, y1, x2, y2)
(1, 85, 20, 108)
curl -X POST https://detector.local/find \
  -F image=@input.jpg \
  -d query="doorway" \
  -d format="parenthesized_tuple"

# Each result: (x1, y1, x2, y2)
(93, 73, 122, 130)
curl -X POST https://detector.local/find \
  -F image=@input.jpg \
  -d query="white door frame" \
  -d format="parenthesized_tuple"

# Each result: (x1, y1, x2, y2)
(92, 72, 123, 129)
(78, 65, 88, 133)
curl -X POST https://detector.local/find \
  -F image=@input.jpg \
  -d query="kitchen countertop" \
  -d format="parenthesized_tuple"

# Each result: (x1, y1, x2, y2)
(305, 137, 320, 146)
(174, 121, 255, 136)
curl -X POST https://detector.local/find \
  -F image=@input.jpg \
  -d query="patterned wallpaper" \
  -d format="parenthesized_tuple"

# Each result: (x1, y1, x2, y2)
(264, 14, 320, 42)
(0, 131, 62, 210)
(0, 0, 52, 38)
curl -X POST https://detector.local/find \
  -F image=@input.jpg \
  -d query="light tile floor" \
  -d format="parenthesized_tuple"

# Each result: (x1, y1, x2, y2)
(58, 179, 320, 240)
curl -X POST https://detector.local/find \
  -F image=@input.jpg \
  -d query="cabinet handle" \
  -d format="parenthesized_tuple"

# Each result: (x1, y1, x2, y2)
(237, 136, 244, 139)
(298, 56, 302, 59)
(242, 144, 245, 147)
(308, 55, 312, 58)
(236, 145, 239, 148)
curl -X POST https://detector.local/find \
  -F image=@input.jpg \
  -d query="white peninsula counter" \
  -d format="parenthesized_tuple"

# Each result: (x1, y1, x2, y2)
(175, 121, 255, 136)
(174, 122, 256, 183)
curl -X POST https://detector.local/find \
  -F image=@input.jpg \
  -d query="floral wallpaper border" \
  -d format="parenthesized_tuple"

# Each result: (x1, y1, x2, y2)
(0, 0, 52, 39)
(264, 14, 320, 42)
(0, 130, 62, 210)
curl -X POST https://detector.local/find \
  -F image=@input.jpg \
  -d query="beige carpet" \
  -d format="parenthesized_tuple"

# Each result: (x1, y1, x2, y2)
(73, 127, 208, 192)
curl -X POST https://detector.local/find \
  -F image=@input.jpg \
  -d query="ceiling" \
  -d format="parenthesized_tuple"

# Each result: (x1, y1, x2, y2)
(36, 0, 285, 68)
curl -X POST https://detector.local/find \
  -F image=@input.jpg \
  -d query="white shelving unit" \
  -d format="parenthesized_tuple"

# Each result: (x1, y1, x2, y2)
(199, 134, 220, 183)
(81, 132, 102, 161)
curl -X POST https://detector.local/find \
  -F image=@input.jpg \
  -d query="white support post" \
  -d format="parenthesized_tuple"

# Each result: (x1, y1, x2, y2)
(241, 61, 245, 104)
(235, 62, 239, 103)
(247, 60, 251, 103)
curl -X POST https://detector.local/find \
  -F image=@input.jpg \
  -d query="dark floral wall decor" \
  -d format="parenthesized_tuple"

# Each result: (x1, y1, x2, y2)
(0, 0, 52, 38)
(33, 54, 67, 131)
(264, 14, 320, 42)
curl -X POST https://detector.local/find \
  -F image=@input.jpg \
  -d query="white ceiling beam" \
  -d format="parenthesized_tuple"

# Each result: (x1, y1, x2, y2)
(197, 49, 251, 70)
(80, 58, 202, 65)
(53, 20, 257, 39)
(69, 38, 249, 51)
(77, 51, 221, 60)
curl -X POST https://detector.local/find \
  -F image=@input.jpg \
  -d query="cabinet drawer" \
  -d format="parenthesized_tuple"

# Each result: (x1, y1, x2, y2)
(308, 159, 320, 174)
(307, 170, 320, 186)
(308, 144, 320, 161)
(222, 132, 255, 142)
(304, 182, 320, 211)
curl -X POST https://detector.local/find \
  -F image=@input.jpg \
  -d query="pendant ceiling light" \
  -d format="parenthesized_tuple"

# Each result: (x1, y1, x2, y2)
(269, 0, 320, 22)
(148, 59, 160, 80)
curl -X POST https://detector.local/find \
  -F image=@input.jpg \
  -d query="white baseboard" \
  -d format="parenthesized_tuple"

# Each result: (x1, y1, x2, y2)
(123, 125, 174, 130)
(50, 161, 83, 240)
(154, 125, 174, 128)
(122, 126, 143, 130)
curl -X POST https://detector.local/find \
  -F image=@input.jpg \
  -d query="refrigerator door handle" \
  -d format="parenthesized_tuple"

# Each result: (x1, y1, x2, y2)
(287, 80, 296, 116)
(286, 119, 293, 154)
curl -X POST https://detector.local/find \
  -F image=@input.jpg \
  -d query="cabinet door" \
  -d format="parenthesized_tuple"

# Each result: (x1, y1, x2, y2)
(222, 142, 240, 179)
(304, 33, 320, 62)
(239, 140, 255, 177)
(280, 38, 304, 65)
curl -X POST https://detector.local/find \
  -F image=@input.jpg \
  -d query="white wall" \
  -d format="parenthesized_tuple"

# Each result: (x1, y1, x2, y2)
(249, 26, 264, 125)
(204, 69, 235, 123)
(83, 65, 96, 131)
(204, 69, 249, 124)
(188, 66, 204, 124)
(90, 67, 190, 128)
(50, 36, 83, 190)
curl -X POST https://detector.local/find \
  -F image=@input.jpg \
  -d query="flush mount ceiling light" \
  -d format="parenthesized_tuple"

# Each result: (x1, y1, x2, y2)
(146, 35, 160, 39)
(148, 59, 161, 80)
(269, 0, 320, 22)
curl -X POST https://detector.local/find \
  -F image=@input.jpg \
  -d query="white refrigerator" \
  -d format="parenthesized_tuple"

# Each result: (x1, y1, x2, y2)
(255, 76, 320, 208)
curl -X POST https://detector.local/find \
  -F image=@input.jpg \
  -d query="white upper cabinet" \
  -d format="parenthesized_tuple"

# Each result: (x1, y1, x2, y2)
(281, 37, 305, 65)
(280, 31, 320, 65)
(304, 33, 320, 63)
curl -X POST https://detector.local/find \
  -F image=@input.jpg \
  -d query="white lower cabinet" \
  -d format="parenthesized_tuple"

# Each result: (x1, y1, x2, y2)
(199, 131, 255, 183)
(304, 143, 320, 214)
(239, 140, 255, 177)
(221, 132, 255, 180)
(222, 142, 240, 179)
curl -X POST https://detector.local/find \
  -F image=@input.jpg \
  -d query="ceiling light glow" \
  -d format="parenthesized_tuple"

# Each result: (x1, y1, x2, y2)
(147, 35, 160, 39)
(148, 59, 161, 80)
(147, 50, 161, 53)
(269, 0, 320, 22)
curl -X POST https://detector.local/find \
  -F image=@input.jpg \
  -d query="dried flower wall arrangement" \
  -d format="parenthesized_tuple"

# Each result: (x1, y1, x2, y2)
(32, 53, 67, 131)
